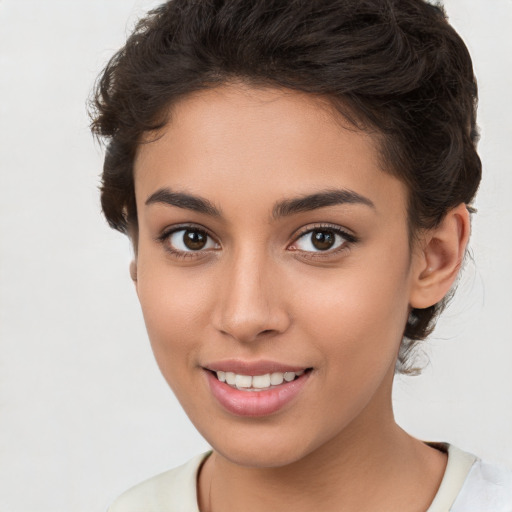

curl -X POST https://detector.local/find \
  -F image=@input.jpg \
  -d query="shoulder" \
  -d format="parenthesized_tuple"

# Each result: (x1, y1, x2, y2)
(427, 443, 512, 512)
(107, 452, 210, 512)
(451, 455, 512, 512)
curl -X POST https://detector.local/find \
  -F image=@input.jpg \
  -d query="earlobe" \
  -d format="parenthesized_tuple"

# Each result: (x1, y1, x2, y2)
(129, 260, 138, 284)
(409, 204, 471, 309)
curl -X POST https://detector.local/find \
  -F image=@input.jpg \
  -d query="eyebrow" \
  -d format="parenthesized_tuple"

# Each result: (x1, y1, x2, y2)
(145, 187, 374, 219)
(272, 189, 375, 219)
(145, 189, 222, 217)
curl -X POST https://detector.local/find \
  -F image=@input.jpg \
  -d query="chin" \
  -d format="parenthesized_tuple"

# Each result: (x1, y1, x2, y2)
(196, 416, 332, 469)
(212, 438, 313, 468)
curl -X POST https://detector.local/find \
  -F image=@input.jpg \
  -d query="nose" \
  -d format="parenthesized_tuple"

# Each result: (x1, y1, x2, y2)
(212, 249, 291, 344)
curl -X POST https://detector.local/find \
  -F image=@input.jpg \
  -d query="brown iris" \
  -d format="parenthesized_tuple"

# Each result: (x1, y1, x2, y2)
(311, 230, 336, 250)
(183, 230, 208, 250)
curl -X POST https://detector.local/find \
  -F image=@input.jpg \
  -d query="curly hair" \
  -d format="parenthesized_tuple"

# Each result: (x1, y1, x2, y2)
(89, 0, 481, 374)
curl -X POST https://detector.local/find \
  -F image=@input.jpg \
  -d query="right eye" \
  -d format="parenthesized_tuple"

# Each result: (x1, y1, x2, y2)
(161, 227, 220, 255)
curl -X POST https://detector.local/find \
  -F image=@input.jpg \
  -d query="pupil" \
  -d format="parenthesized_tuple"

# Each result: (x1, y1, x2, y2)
(184, 230, 207, 250)
(312, 230, 335, 250)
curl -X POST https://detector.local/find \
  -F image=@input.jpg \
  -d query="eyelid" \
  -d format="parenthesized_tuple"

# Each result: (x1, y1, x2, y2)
(157, 222, 216, 240)
(157, 223, 220, 257)
(291, 223, 357, 242)
(288, 223, 357, 255)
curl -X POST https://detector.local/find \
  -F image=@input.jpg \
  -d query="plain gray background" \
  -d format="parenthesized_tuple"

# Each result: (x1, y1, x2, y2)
(0, 1, 511, 511)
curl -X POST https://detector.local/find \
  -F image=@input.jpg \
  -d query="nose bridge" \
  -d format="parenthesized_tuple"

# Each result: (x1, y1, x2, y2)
(213, 243, 289, 342)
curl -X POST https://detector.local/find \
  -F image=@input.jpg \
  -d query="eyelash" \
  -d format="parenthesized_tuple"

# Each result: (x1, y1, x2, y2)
(156, 223, 358, 260)
(157, 224, 218, 260)
(289, 223, 357, 260)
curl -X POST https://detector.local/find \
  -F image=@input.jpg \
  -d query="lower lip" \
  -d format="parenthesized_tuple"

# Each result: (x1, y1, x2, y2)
(205, 370, 310, 417)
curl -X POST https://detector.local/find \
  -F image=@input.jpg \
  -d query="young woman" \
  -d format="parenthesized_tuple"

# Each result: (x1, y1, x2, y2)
(90, 0, 512, 510)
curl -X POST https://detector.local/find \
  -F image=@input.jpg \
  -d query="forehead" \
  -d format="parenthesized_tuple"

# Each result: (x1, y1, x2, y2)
(134, 84, 407, 221)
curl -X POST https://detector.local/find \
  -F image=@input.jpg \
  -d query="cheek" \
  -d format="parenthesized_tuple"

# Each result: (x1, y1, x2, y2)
(286, 266, 410, 436)
(292, 252, 412, 374)
(135, 260, 210, 383)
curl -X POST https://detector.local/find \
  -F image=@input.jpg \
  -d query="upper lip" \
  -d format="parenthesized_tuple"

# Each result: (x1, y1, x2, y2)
(204, 359, 310, 375)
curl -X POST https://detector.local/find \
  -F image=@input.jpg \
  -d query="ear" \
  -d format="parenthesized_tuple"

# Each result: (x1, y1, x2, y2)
(129, 260, 138, 286)
(409, 203, 471, 309)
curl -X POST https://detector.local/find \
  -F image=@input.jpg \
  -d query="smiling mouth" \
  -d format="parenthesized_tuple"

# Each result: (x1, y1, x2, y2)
(205, 365, 313, 416)
(209, 369, 311, 391)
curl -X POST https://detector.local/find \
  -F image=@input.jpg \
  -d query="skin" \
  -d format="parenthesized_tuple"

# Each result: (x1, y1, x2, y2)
(131, 84, 470, 511)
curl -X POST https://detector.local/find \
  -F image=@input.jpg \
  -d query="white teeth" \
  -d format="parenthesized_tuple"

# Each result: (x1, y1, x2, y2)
(215, 370, 306, 390)
(235, 374, 252, 389)
(270, 372, 284, 385)
(252, 374, 271, 389)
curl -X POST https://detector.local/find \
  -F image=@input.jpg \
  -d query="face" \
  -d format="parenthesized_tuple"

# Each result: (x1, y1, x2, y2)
(133, 84, 419, 467)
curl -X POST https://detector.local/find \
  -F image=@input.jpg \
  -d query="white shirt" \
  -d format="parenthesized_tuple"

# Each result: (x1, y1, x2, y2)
(108, 444, 512, 511)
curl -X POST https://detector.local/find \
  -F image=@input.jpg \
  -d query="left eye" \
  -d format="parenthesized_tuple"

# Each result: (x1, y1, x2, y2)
(293, 228, 348, 252)
(167, 228, 218, 252)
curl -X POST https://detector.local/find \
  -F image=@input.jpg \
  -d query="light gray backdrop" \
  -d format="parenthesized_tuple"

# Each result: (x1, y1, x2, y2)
(0, 1, 511, 511)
